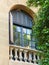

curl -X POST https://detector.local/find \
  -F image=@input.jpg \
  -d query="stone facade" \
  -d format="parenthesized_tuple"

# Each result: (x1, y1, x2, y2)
(0, 0, 39, 65)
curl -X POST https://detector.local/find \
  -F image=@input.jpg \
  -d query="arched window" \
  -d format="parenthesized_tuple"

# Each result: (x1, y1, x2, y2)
(10, 10, 35, 48)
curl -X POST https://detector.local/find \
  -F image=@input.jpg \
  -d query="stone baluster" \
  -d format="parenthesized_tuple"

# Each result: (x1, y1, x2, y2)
(29, 52, 32, 62)
(10, 48, 13, 60)
(38, 55, 40, 60)
(37, 55, 40, 64)
(15, 48, 18, 61)
(19, 49, 23, 61)
(33, 53, 36, 64)
(24, 50, 27, 62)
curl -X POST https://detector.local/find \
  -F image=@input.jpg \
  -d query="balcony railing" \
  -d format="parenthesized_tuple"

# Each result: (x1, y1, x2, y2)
(9, 45, 42, 64)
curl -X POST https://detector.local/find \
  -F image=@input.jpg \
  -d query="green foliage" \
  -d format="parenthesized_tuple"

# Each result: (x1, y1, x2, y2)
(27, 0, 49, 65)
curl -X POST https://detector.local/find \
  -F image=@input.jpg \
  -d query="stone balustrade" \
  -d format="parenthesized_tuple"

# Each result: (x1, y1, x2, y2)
(9, 45, 41, 64)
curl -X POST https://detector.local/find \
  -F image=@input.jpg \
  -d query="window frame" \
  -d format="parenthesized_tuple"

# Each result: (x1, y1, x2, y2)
(9, 10, 36, 49)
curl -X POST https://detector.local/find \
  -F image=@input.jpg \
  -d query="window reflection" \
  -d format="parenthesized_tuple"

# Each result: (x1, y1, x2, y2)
(22, 28, 26, 34)
(13, 26, 21, 46)
(23, 34, 27, 39)
(13, 25, 35, 48)
(16, 26, 21, 32)
(27, 35, 31, 40)
(13, 32, 21, 46)
(13, 25, 16, 32)
(27, 40, 31, 47)
(27, 29, 31, 34)
(23, 40, 27, 47)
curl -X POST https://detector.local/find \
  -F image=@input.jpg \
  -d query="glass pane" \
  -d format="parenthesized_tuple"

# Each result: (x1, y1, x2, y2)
(27, 35, 31, 40)
(13, 25, 21, 46)
(31, 41, 35, 48)
(30, 19, 32, 27)
(22, 13, 27, 26)
(24, 40, 28, 47)
(11, 11, 18, 24)
(13, 25, 17, 43)
(27, 29, 31, 34)
(17, 11, 21, 24)
(14, 32, 21, 46)
(16, 26, 21, 32)
(22, 33, 27, 47)
(22, 28, 26, 34)
(13, 25, 16, 32)
(13, 31, 17, 42)
(11, 10, 33, 28)
(27, 16, 30, 27)
(27, 40, 31, 47)
(22, 34, 27, 40)
(20, 12, 24, 25)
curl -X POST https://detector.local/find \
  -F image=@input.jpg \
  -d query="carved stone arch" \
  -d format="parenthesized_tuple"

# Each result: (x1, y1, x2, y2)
(9, 4, 35, 19)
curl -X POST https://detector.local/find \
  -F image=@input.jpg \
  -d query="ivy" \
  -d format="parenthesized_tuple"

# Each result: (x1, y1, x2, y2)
(27, 0, 49, 65)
